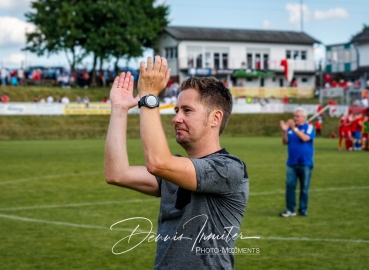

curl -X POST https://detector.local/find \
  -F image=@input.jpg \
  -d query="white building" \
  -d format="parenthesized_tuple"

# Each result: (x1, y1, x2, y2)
(325, 27, 369, 79)
(155, 26, 319, 88)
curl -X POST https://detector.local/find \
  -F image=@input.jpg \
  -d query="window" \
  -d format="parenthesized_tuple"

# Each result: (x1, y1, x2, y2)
(214, 53, 220, 69)
(246, 77, 253, 82)
(286, 50, 291, 59)
(188, 54, 194, 67)
(165, 47, 177, 59)
(247, 53, 252, 69)
(205, 52, 211, 67)
(196, 53, 203, 68)
(255, 54, 261, 70)
(260, 78, 264, 87)
(222, 53, 228, 69)
(293, 50, 299, 60)
(174, 48, 177, 58)
(263, 54, 269, 69)
(301, 78, 308, 83)
(301, 51, 307, 60)
(332, 51, 338, 62)
(345, 50, 350, 62)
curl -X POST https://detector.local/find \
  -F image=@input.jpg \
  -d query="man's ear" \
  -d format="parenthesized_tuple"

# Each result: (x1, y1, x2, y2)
(211, 110, 223, 128)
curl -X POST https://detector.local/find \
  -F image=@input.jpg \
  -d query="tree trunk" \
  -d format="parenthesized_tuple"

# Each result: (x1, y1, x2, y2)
(71, 49, 76, 73)
(91, 53, 98, 87)
(114, 56, 120, 76)
(99, 56, 103, 72)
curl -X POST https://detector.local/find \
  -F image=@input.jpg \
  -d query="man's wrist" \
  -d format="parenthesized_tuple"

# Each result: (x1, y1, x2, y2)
(293, 127, 299, 132)
(139, 90, 158, 97)
(111, 104, 130, 114)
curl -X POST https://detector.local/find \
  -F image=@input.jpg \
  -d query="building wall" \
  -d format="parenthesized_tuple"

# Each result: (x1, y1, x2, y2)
(175, 41, 315, 71)
(358, 42, 369, 67)
(156, 34, 179, 75)
(157, 33, 316, 87)
(326, 43, 358, 73)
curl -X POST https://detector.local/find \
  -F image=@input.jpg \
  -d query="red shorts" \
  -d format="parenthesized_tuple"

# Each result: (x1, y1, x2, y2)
(362, 133, 369, 140)
(340, 130, 352, 139)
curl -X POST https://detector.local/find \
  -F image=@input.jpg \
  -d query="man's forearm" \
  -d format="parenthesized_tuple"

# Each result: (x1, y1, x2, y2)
(282, 131, 288, 145)
(104, 105, 131, 183)
(140, 107, 172, 174)
(293, 129, 311, 142)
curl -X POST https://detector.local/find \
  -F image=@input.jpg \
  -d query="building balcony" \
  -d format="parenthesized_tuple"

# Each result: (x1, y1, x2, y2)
(177, 57, 315, 72)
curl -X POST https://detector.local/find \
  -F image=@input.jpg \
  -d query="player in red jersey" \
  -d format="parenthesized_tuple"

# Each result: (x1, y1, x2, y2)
(362, 116, 369, 151)
(315, 119, 322, 137)
(352, 113, 364, 150)
(338, 114, 347, 150)
(338, 113, 353, 150)
(344, 113, 354, 151)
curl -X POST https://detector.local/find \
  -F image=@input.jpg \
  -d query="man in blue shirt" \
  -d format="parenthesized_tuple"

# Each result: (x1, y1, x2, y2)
(279, 107, 315, 217)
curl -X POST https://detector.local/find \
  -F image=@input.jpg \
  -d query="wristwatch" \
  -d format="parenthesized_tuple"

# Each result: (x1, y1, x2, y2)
(293, 127, 299, 132)
(138, 94, 160, 108)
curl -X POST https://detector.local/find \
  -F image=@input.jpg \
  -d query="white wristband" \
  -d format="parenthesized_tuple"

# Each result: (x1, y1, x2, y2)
(293, 127, 298, 132)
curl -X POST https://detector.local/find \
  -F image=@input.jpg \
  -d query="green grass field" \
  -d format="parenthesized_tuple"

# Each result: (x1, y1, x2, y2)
(0, 137, 368, 270)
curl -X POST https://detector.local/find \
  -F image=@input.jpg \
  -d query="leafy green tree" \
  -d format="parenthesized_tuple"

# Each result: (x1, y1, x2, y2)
(24, 0, 88, 72)
(24, 0, 169, 85)
(83, 0, 169, 85)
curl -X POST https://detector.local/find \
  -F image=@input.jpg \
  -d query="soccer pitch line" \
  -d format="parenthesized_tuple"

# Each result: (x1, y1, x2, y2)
(0, 186, 368, 212)
(0, 198, 159, 211)
(250, 186, 369, 196)
(261, 236, 369, 244)
(0, 162, 365, 185)
(0, 213, 368, 244)
(0, 213, 137, 232)
(0, 171, 103, 185)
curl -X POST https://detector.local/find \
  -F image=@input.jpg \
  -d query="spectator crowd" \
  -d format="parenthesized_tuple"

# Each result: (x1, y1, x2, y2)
(0, 66, 133, 88)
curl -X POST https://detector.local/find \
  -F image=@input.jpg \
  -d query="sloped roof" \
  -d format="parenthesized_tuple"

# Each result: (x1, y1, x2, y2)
(351, 27, 369, 43)
(164, 26, 320, 45)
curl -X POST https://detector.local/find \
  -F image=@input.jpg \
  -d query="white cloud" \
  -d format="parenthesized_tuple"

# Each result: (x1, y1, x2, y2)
(0, 0, 32, 16)
(262, 20, 276, 29)
(0, 16, 36, 47)
(314, 44, 325, 60)
(154, 0, 167, 7)
(2, 53, 27, 65)
(286, 3, 311, 26)
(314, 8, 349, 20)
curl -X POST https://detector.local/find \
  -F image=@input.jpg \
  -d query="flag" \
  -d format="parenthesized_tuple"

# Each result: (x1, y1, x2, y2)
(280, 59, 294, 83)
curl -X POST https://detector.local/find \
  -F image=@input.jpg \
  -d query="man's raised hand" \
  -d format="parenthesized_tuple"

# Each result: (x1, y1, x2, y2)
(110, 72, 139, 110)
(138, 56, 171, 97)
(280, 120, 289, 131)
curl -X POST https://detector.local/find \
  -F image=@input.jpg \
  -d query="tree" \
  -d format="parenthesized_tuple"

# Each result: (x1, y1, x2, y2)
(83, 0, 169, 85)
(24, 0, 169, 83)
(24, 0, 89, 72)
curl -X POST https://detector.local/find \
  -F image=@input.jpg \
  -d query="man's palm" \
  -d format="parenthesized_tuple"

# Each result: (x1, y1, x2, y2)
(110, 72, 139, 109)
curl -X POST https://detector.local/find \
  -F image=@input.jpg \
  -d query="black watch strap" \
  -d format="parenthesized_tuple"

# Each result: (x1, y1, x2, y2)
(138, 94, 160, 108)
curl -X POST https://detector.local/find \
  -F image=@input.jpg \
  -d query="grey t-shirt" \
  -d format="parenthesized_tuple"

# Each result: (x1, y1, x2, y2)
(154, 149, 249, 270)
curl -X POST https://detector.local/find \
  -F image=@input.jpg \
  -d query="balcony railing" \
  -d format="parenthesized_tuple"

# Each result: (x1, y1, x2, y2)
(177, 57, 315, 71)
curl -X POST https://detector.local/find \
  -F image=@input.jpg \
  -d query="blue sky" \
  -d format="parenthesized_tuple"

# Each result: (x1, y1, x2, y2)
(0, 0, 368, 69)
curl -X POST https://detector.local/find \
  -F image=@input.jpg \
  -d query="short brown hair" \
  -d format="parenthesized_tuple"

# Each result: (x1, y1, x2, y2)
(180, 77, 233, 135)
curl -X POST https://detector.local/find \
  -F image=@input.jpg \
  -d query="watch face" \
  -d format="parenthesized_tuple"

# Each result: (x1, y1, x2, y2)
(146, 95, 158, 107)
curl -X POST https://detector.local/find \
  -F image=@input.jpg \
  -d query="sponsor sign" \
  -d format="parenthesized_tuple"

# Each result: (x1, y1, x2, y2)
(230, 87, 314, 98)
(0, 103, 63, 115)
(63, 103, 112, 115)
(320, 88, 344, 98)
(188, 68, 212, 76)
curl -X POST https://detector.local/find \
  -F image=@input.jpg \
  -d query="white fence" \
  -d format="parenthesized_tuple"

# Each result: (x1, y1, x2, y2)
(0, 102, 348, 116)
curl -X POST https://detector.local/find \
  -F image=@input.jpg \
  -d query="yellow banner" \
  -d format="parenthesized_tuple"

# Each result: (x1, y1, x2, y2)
(63, 103, 175, 115)
(229, 87, 314, 98)
(63, 104, 112, 115)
